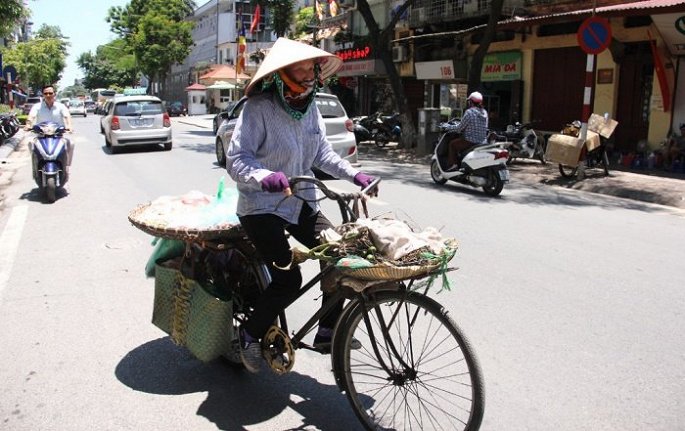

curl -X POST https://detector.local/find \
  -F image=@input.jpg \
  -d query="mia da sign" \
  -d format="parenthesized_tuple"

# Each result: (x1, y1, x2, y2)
(481, 51, 521, 82)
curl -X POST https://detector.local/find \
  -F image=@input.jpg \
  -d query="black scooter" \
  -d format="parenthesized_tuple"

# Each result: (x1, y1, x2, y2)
(352, 112, 402, 147)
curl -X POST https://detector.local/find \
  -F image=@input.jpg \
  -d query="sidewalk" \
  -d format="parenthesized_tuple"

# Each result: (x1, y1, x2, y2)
(356, 142, 685, 210)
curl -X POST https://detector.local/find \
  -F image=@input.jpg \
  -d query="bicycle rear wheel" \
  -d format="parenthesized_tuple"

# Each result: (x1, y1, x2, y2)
(335, 290, 484, 430)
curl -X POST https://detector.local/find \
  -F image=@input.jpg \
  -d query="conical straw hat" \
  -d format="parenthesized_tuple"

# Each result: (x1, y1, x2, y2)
(245, 37, 343, 96)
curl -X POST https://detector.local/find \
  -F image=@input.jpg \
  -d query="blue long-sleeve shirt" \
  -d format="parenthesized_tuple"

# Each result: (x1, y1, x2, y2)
(455, 106, 489, 144)
(227, 91, 359, 224)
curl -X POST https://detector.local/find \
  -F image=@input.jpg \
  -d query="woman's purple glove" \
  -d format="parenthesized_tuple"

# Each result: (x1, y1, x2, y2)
(261, 172, 290, 193)
(354, 172, 375, 189)
(354, 172, 378, 196)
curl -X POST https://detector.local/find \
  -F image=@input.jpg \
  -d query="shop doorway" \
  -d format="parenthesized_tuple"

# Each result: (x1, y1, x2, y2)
(615, 42, 653, 152)
(481, 80, 523, 130)
(532, 47, 587, 132)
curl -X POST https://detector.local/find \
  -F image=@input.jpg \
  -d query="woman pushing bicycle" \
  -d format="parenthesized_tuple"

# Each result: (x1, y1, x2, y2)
(226, 37, 376, 373)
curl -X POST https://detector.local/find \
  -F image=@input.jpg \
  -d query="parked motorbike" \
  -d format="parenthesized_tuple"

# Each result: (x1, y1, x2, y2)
(430, 119, 510, 196)
(0, 112, 21, 143)
(352, 112, 402, 147)
(29, 122, 72, 203)
(491, 122, 546, 164)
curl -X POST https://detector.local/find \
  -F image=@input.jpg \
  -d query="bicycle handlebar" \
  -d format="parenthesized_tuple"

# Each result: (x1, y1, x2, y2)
(288, 176, 381, 223)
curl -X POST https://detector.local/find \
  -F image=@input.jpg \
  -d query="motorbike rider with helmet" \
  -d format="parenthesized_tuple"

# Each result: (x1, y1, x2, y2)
(447, 91, 489, 171)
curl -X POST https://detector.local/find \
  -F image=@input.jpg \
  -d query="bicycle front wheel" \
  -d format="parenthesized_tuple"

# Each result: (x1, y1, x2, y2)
(336, 291, 484, 430)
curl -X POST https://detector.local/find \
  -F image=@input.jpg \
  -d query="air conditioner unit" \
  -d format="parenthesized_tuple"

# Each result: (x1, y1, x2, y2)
(392, 45, 407, 63)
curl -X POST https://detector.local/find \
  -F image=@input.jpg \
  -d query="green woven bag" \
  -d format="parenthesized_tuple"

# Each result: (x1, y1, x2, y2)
(152, 261, 234, 362)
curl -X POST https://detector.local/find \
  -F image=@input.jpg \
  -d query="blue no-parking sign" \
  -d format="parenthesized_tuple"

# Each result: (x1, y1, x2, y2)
(3, 65, 17, 82)
(577, 16, 612, 55)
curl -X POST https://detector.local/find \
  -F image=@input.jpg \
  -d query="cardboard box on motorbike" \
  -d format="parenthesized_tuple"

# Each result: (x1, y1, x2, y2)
(545, 114, 618, 167)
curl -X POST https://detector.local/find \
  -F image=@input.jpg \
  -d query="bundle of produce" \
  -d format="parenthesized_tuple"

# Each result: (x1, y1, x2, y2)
(128, 177, 240, 240)
(282, 218, 458, 286)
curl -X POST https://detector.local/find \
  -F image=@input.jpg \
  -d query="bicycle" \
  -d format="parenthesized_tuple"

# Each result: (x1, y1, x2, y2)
(558, 140, 610, 179)
(135, 176, 485, 430)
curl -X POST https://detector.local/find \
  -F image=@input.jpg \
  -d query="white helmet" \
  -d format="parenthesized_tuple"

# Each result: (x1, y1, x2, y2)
(468, 91, 483, 104)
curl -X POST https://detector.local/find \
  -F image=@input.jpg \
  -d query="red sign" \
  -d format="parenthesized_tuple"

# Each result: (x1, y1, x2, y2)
(577, 16, 612, 55)
(335, 46, 372, 62)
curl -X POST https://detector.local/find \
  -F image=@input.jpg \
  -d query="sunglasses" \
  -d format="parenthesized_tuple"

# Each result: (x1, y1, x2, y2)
(43, 92, 54, 95)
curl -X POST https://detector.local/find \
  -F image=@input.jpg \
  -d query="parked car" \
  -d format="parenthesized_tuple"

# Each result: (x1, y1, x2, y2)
(22, 96, 41, 115)
(100, 95, 172, 153)
(68, 99, 87, 117)
(166, 101, 187, 117)
(212, 100, 238, 135)
(214, 93, 358, 175)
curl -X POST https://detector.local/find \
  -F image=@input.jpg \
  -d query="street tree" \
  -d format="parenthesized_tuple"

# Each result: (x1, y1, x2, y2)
(107, 0, 195, 93)
(354, 0, 415, 148)
(260, 0, 295, 37)
(2, 24, 69, 91)
(349, 0, 505, 148)
(467, 0, 504, 92)
(0, 0, 28, 39)
(76, 39, 137, 90)
(293, 6, 315, 39)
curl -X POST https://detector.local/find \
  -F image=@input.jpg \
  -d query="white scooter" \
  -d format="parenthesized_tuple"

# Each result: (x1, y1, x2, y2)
(430, 120, 510, 196)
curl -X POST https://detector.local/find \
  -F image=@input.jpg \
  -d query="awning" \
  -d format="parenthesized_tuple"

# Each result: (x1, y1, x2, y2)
(207, 81, 238, 89)
(185, 83, 207, 91)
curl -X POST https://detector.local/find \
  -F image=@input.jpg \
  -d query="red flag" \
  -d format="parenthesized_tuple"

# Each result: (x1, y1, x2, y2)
(250, 4, 261, 34)
(648, 31, 670, 112)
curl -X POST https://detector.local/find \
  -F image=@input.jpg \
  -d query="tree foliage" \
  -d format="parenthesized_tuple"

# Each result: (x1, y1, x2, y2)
(0, 0, 28, 39)
(76, 39, 137, 90)
(2, 24, 69, 91)
(264, 0, 295, 37)
(106, 0, 196, 91)
(293, 6, 315, 39)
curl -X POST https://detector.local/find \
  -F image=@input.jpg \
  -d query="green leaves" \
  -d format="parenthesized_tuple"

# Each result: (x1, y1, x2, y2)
(2, 24, 69, 90)
(0, 0, 27, 39)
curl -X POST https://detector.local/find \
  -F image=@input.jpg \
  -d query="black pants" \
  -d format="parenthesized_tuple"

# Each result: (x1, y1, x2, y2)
(238, 204, 343, 339)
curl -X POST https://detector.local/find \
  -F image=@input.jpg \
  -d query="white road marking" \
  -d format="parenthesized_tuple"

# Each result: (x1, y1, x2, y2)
(0, 205, 28, 301)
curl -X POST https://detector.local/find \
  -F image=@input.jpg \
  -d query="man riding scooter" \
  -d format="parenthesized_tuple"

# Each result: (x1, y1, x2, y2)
(24, 84, 74, 170)
(446, 91, 488, 171)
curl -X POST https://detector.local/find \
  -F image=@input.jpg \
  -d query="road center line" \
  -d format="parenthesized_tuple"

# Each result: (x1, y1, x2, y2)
(0, 205, 28, 302)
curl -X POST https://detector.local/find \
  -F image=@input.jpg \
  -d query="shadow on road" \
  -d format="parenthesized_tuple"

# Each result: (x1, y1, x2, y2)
(115, 337, 359, 430)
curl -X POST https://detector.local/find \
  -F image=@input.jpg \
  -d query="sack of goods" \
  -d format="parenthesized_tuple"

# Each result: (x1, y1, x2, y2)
(128, 177, 240, 241)
(284, 217, 459, 288)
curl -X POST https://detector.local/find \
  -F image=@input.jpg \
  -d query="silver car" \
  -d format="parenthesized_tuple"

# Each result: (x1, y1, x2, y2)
(100, 95, 172, 153)
(214, 92, 358, 174)
(68, 99, 87, 117)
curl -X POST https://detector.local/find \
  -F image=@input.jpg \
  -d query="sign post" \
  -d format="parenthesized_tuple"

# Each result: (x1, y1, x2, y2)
(3, 65, 18, 109)
(576, 16, 611, 178)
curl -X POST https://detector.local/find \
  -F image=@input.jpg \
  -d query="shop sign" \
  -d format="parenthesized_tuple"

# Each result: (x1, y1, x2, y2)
(415, 60, 455, 80)
(337, 59, 380, 77)
(335, 46, 372, 61)
(481, 51, 521, 82)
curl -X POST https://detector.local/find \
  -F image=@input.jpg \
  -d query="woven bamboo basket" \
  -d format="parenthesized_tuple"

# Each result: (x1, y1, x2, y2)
(128, 203, 244, 242)
(336, 261, 442, 281)
(336, 238, 458, 282)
